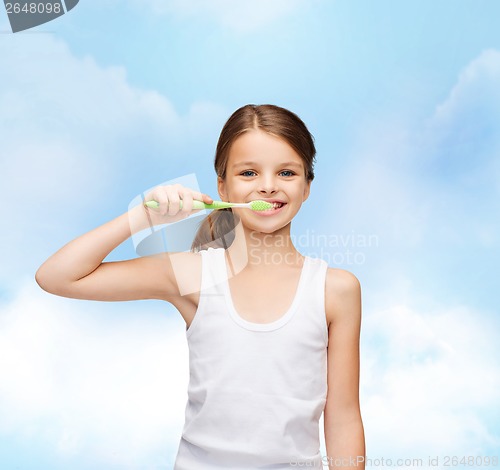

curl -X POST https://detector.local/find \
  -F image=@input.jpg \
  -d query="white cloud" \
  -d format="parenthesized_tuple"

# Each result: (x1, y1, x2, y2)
(418, 49, 500, 249)
(0, 32, 228, 284)
(0, 280, 189, 467)
(325, 48, 500, 278)
(423, 48, 500, 192)
(433, 49, 500, 126)
(126, 0, 315, 33)
(361, 304, 500, 459)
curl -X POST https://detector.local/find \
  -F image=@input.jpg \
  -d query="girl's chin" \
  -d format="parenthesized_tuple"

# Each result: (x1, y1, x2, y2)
(244, 219, 291, 235)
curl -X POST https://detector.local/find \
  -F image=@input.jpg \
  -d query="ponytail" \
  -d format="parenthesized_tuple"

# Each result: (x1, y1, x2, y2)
(190, 209, 239, 252)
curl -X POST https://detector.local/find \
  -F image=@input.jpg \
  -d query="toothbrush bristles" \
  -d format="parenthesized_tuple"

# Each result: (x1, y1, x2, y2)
(249, 200, 274, 211)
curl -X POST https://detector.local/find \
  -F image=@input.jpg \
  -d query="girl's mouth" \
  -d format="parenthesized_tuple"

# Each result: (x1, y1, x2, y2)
(256, 202, 287, 216)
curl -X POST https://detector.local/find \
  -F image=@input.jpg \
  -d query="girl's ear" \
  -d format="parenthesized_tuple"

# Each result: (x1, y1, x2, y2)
(302, 179, 312, 202)
(217, 176, 227, 201)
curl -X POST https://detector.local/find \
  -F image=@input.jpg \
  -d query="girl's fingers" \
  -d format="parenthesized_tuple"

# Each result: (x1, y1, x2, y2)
(190, 190, 213, 205)
(180, 189, 193, 213)
(148, 190, 169, 215)
(202, 193, 214, 204)
(165, 185, 182, 216)
(144, 185, 213, 216)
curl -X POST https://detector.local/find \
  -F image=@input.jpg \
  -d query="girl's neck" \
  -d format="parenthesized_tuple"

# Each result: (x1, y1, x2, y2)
(225, 219, 304, 274)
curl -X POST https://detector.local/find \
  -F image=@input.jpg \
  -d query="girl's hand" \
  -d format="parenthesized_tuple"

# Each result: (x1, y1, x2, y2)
(142, 184, 214, 226)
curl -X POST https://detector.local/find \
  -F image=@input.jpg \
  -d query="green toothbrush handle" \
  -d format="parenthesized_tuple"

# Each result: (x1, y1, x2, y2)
(203, 201, 233, 209)
(143, 200, 232, 210)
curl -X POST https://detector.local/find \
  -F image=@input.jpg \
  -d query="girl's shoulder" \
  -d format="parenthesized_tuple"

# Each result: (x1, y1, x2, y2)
(325, 266, 360, 290)
(163, 250, 203, 298)
(324, 267, 361, 326)
(167, 247, 227, 296)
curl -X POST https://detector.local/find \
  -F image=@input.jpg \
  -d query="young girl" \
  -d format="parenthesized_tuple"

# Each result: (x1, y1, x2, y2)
(36, 104, 365, 469)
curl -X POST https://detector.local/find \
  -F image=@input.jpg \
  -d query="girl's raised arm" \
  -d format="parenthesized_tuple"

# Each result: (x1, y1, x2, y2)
(35, 185, 213, 302)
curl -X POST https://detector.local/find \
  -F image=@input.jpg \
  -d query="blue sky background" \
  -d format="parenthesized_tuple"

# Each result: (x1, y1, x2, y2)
(1, 1, 499, 468)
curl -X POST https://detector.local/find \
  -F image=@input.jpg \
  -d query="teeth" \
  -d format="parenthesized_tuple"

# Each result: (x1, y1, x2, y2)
(262, 202, 285, 211)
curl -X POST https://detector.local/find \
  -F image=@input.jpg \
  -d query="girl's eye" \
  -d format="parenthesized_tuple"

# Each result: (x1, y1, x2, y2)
(239, 170, 296, 177)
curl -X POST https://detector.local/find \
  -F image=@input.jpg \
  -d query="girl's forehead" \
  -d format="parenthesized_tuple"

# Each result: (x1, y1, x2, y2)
(228, 130, 303, 165)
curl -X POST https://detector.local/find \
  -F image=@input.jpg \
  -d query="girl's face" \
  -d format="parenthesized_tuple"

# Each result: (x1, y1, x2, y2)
(217, 129, 311, 234)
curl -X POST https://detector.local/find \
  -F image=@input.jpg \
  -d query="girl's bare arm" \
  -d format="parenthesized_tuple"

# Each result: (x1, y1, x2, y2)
(324, 269, 366, 468)
(35, 185, 212, 302)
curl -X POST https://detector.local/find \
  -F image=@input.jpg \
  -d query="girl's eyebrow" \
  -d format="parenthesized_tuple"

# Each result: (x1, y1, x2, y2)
(232, 161, 303, 168)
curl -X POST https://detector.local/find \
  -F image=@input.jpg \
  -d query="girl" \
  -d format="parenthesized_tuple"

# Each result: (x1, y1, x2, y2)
(36, 104, 365, 469)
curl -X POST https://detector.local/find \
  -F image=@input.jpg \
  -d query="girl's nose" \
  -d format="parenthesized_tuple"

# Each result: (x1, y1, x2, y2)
(258, 175, 279, 194)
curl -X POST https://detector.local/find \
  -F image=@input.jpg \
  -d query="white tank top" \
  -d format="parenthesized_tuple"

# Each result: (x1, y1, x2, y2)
(174, 247, 329, 469)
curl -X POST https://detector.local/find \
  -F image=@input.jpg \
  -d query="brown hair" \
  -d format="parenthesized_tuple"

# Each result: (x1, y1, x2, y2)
(190, 104, 316, 252)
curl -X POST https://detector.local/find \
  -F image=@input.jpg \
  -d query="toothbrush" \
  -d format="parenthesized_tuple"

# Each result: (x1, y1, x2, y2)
(143, 200, 274, 211)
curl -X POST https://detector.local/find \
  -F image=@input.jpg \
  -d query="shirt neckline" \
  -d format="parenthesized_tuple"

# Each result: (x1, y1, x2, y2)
(219, 248, 310, 332)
